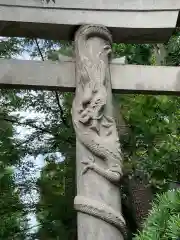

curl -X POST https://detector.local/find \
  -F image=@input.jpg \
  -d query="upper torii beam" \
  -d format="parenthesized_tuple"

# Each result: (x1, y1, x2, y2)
(0, 0, 180, 43)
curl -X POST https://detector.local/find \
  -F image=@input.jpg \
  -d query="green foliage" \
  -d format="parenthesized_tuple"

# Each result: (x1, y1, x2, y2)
(36, 156, 76, 240)
(134, 190, 180, 240)
(166, 31, 180, 66)
(113, 39, 180, 193)
(118, 94, 180, 191)
(0, 37, 23, 58)
(0, 115, 27, 239)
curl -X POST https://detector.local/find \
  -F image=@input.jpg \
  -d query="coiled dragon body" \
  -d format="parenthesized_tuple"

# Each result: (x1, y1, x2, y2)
(72, 25, 126, 238)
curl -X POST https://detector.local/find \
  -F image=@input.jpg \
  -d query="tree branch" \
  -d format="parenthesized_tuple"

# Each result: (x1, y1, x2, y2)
(34, 38, 45, 61)
(0, 115, 74, 146)
(34, 38, 70, 128)
(54, 91, 69, 128)
(0, 116, 56, 136)
(6, 223, 42, 240)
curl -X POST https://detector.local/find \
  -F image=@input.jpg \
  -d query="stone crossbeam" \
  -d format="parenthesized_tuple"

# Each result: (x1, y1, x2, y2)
(0, 0, 180, 43)
(0, 59, 179, 95)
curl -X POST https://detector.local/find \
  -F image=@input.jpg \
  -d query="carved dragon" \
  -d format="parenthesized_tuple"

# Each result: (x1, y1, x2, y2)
(72, 25, 126, 238)
(73, 25, 123, 185)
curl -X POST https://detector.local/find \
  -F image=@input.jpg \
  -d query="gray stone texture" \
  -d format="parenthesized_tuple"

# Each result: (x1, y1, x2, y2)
(2, 0, 180, 10)
(0, 0, 179, 42)
(0, 59, 179, 95)
(72, 25, 125, 240)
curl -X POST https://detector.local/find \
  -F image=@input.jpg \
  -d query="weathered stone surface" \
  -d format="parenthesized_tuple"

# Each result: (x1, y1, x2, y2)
(0, 59, 179, 95)
(0, 0, 179, 42)
(0, 59, 75, 92)
(2, 0, 180, 10)
(110, 64, 180, 95)
(72, 24, 125, 240)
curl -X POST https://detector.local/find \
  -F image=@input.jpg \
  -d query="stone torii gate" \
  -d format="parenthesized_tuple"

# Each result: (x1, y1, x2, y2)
(0, 1, 180, 239)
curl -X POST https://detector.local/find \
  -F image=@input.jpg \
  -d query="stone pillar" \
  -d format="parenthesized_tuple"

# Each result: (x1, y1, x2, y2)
(72, 25, 126, 240)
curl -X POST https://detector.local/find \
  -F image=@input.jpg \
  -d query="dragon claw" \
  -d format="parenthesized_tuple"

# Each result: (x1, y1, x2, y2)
(81, 157, 95, 175)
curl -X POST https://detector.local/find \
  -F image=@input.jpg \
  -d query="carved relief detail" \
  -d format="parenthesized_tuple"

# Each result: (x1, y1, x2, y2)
(74, 196, 126, 236)
(72, 24, 126, 237)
